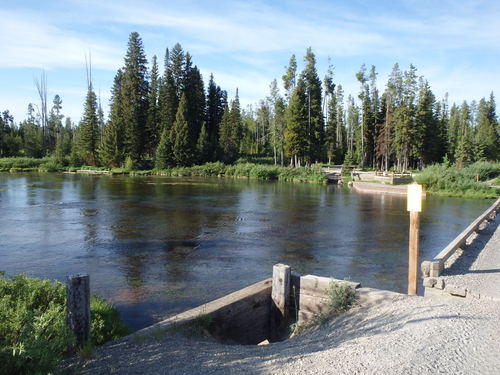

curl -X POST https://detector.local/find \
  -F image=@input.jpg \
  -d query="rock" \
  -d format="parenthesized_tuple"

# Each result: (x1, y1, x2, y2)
(421, 261, 431, 277)
(444, 284, 467, 297)
(423, 277, 437, 287)
(435, 278, 445, 290)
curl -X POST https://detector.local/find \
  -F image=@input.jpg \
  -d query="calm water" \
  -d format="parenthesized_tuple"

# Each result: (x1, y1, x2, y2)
(0, 173, 493, 330)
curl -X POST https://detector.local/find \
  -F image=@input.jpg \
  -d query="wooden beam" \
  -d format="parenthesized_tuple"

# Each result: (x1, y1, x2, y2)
(270, 264, 291, 341)
(66, 274, 90, 348)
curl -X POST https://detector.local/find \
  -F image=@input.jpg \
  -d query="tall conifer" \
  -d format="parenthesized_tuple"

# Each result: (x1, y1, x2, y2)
(121, 32, 149, 162)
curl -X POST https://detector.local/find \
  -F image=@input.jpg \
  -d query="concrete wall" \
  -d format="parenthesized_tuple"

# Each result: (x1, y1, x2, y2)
(130, 278, 272, 345)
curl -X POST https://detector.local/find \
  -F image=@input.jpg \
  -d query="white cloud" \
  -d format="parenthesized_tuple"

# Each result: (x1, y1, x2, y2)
(84, 0, 387, 57)
(0, 10, 122, 70)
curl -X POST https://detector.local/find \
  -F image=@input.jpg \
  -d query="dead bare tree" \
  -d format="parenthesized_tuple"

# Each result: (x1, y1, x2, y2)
(35, 71, 48, 154)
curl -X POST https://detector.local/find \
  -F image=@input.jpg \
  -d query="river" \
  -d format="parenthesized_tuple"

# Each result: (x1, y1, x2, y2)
(0, 173, 492, 330)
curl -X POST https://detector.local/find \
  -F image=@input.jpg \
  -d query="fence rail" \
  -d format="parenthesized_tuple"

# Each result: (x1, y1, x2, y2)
(423, 197, 500, 277)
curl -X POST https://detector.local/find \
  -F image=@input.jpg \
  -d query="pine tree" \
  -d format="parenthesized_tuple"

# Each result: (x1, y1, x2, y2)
(171, 93, 191, 166)
(269, 79, 286, 165)
(145, 55, 160, 157)
(76, 83, 99, 166)
(155, 128, 173, 169)
(334, 85, 346, 164)
(100, 70, 124, 167)
(414, 80, 438, 166)
(325, 85, 338, 164)
(183, 53, 205, 156)
(218, 104, 232, 163)
(282, 54, 297, 102)
(206, 74, 225, 160)
(196, 123, 210, 164)
(392, 64, 417, 171)
(356, 64, 372, 167)
(475, 96, 498, 160)
(218, 91, 243, 164)
(48, 94, 64, 154)
(285, 78, 308, 166)
(455, 101, 474, 166)
(121, 32, 149, 162)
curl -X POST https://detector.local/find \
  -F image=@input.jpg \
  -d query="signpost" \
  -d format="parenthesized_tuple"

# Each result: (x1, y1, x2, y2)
(407, 184, 422, 295)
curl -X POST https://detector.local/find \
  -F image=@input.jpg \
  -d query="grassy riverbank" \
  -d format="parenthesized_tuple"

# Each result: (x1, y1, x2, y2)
(0, 157, 328, 184)
(415, 161, 500, 199)
(0, 273, 130, 375)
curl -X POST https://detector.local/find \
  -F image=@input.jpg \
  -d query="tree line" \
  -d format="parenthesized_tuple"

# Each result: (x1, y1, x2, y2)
(0, 32, 498, 170)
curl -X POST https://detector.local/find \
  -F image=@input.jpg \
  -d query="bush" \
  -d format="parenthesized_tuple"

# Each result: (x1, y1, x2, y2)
(0, 157, 53, 171)
(326, 281, 356, 313)
(0, 274, 130, 374)
(90, 295, 131, 345)
(416, 162, 500, 199)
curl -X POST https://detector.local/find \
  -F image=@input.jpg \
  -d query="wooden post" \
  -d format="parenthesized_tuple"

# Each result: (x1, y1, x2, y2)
(408, 211, 420, 295)
(270, 264, 290, 341)
(67, 274, 90, 347)
(407, 183, 422, 295)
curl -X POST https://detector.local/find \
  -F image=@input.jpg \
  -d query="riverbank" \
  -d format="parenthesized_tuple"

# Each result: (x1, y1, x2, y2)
(0, 157, 327, 184)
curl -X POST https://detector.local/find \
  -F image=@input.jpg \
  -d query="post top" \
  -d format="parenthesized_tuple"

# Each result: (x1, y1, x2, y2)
(407, 183, 422, 212)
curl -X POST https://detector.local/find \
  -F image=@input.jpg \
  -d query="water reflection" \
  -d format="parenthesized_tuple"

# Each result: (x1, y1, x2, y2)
(0, 173, 493, 330)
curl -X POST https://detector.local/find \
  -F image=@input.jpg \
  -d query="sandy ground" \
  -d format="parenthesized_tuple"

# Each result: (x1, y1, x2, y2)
(63, 211, 500, 375)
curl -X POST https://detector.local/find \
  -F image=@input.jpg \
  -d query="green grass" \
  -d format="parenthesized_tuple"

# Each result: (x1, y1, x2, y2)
(415, 161, 500, 199)
(291, 280, 356, 336)
(0, 273, 130, 374)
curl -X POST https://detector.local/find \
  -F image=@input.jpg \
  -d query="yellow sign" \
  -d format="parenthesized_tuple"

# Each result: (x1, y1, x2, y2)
(407, 184, 422, 212)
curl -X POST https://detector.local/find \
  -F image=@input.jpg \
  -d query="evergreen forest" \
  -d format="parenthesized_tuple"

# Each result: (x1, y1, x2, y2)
(0, 32, 498, 171)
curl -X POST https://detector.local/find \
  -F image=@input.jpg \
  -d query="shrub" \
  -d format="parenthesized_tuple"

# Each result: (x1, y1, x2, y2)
(0, 274, 130, 374)
(0, 274, 74, 375)
(326, 281, 356, 313)
(0, 157, 53, 171)
(90, 295, 131, 345)
(416, 162, 500, 199)
(124, 156, 134, 172)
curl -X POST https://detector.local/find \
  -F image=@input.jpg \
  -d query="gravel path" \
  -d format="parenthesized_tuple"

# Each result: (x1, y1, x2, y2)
(442, 213, 500, 300)
(64, 293, 500, 374)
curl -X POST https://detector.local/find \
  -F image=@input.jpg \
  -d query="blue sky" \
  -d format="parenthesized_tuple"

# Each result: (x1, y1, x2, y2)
(1, 0, 499, 123)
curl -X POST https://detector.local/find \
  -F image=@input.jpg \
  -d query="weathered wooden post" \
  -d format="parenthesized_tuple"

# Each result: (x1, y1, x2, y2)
(66, 274, 90, 347)
(270, 263, 291, 341)
(407, 184, 422, 295)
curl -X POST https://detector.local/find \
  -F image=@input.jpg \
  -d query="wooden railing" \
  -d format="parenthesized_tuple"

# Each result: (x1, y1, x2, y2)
(423, 197, 500, 277)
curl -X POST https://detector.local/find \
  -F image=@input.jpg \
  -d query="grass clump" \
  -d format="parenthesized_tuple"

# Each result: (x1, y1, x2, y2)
(291, 280, 356, 336)
(326, 281, 356, 313)
(415, 162, 500, 199)
(0, 273, 130, 374)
